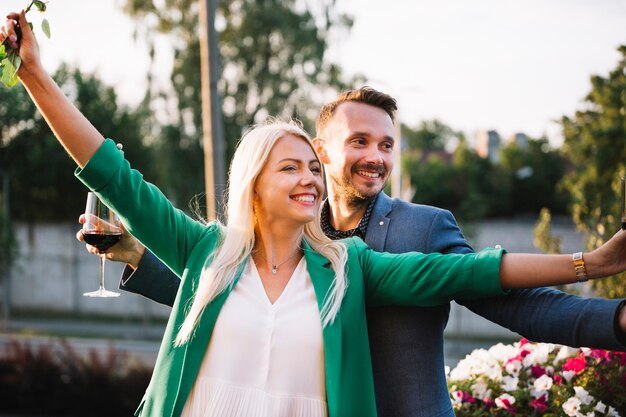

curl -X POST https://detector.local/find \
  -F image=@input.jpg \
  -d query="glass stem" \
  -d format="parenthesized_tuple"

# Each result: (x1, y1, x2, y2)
(99, 253, 106, 290)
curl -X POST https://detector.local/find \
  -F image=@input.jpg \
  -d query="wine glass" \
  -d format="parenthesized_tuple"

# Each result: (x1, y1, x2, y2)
(82, 192, 122, 298)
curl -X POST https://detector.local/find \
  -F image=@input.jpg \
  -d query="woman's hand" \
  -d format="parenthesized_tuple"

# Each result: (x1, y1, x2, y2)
(77, 214, 146, 269)
(1, 10, 42, 79)
(585, 229, 626, 279)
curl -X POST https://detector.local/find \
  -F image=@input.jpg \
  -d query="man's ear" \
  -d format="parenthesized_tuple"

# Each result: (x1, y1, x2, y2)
(312, 138, 330, 164)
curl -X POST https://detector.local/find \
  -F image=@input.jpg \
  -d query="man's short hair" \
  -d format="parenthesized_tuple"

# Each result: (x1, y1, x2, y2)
(315, 87, 398, 137)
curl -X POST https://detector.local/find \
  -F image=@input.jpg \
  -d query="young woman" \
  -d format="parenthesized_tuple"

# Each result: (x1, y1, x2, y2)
(4, 11, 626, 417)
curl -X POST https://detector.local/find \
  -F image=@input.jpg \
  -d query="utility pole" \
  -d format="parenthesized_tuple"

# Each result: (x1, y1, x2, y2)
(199, 0, 226, 220)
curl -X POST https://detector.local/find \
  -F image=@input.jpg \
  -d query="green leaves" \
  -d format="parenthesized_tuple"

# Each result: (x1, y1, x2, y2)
(0, 43, 22, 88)
(0, 0, 52, 88)
(32, 0, 47, 12)
(0, 53, 22, 88)
(41, 18, 51, 38)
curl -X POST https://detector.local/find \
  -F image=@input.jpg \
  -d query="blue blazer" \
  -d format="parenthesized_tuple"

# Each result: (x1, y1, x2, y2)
(121, 192, 626, 417)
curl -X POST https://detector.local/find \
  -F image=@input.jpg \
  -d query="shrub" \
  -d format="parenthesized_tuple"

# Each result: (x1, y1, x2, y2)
(0, 338, 152, 416)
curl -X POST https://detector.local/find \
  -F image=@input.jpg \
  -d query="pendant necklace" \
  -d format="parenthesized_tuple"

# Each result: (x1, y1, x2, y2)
(258, 247, 302, 275)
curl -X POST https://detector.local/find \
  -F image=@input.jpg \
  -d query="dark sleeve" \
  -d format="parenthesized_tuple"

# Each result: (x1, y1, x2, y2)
(427, 211, 626, 351)
(458, 289, 626, 351)
(118, 250, 180, 307)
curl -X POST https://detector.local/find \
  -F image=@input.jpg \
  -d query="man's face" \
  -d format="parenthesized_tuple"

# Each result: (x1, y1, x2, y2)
(316, 102, 395, 204)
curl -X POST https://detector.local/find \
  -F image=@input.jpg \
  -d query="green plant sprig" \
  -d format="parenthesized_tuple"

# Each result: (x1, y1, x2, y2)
(0, 0, 51, 88)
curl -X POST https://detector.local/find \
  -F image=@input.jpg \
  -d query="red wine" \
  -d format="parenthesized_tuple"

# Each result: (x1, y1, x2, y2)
(83, 232, 122, 253)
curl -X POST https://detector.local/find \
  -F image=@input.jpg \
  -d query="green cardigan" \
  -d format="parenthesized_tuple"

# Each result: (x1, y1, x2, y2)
(76, 139, 506, 417)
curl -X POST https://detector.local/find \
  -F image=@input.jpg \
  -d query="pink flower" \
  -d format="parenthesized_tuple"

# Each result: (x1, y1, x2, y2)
(495, 393, 516, 412)
(589, 349, 609, 362)
(553, 374, 563, 385)
(562, 352, 586, 374)
(453, 390, 476, 404)
(530, 364, 546, 378)
(530, 394, 548, 413)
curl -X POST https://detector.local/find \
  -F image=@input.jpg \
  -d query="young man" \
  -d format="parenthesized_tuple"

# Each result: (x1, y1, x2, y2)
(89, 87, 626, 417)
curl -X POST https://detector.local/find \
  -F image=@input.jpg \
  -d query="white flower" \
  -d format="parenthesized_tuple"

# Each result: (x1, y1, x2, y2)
(573, 386, 594, 405)
(523, 343, 555, 366)
(501, 375, 519, 391)
(531, 374, 554, 398)
(562, 397, 582, 416)
(505, 360, 521, 375)
(593, 401, 606, 413)
(444, 366, 450, 376)
(534, 374, 553, 391)
(555, 346, 580, 366)
(607, 406, 620, 417)
(495, 393, 515, 409)
(451, 390, 463, 404)
(562, 370, 577, 383)
(489, 343, 519, 362)
(470, 379, 489, 398)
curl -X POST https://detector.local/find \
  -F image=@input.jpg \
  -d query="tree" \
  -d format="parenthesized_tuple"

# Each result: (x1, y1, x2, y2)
(402, 119, 460, 151)
(0, 65, 154, 222)
(559, 45, 626, 298)
(119, 0, 359, 208)
(499, 137, 568, 215)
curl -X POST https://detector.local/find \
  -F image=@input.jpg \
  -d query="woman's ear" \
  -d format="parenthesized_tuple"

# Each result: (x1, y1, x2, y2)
(312, 138, 330, 164)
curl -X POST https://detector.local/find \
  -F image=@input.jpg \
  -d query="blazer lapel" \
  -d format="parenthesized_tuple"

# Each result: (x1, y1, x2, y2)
(303, 241, 343, 417)
(364, 192, 392, 251)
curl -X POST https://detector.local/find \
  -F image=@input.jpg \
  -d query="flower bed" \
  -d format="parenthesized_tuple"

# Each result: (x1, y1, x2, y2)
(447, 339, 625, 416)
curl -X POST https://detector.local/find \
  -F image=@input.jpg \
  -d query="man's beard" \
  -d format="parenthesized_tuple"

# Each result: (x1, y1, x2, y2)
(330, 165, 385, 207)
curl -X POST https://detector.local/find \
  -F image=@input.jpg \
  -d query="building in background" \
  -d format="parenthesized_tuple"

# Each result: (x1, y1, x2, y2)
(475, 130, 502, 163)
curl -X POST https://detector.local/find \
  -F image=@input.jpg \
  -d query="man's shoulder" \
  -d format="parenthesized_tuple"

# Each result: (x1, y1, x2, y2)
(375, 192, 453, 220)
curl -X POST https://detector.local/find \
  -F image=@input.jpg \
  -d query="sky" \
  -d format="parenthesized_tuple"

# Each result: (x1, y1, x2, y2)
(4, 0, 626, 146)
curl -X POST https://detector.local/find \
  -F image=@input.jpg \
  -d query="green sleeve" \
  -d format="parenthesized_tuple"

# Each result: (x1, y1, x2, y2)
(350, 238, 508, 307)
(75, 139, 215, 277)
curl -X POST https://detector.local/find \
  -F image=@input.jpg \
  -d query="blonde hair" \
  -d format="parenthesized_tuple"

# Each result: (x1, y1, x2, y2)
(175, 120, 348, 346)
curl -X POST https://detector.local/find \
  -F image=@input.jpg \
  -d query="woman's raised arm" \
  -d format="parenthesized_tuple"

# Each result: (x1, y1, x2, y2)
(2, 11, 103, 167)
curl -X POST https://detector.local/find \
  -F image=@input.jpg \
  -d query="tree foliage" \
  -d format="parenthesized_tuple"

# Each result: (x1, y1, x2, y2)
(499, 137, 568, 215)
(559, 45, 626, 298)
(119, 0, 359, 208)
(402, 119, 459, 151)
(401, 121, 566, 221)
(0, 65, 154, 222)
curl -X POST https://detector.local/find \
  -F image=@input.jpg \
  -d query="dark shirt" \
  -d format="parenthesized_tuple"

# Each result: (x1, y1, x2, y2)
(320, 198, 375, 240)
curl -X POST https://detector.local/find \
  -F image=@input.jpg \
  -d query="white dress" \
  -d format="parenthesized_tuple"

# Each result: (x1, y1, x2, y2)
(181, 258, 328, 417)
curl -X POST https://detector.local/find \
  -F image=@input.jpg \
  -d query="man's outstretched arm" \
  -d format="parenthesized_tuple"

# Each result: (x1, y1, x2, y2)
(428, 210, 626, 351)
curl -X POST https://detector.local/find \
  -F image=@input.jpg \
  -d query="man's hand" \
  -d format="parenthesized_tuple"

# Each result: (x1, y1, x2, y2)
(76, 214, 146, 269)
